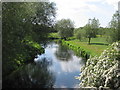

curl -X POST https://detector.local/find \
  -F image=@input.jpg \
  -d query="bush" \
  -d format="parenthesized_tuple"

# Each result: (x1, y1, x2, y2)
(76, 41, 120, 89)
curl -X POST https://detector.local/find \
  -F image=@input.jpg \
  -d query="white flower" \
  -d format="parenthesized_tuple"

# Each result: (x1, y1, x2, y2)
(116, 42, 119, 46)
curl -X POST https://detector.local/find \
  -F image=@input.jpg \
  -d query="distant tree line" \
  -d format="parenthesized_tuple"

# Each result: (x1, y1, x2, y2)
(54, 11, 120, 44)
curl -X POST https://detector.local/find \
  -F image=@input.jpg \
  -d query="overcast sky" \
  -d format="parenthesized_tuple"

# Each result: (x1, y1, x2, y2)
(50, 0, 120, 28)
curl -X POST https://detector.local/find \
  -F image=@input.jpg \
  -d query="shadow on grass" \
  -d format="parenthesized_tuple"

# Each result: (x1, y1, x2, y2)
(90, 43, 109, 46)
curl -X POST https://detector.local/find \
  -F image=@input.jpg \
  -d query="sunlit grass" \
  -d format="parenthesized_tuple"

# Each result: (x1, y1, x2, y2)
(49, 33, 60, 38)
(22, 36, 43, 50)
(65, 37, 109, 56)
(49, 33, 109, 56)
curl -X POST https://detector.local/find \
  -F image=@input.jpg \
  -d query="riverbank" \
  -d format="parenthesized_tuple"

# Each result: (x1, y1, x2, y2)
(63, 39, 109, 57)
(3, 39, 44, 79)
(3, 41, 86, 88)
(49, 33, 109, 57)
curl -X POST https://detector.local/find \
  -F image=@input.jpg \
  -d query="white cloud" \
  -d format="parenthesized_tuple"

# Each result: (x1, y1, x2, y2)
(53, 0, 100, 27)
(50, 0, 120, 27)
(103, 0, 120, 10)
(59, 56, 84, 73)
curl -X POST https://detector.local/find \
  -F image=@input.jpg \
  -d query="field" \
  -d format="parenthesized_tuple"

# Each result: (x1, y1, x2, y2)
(65, 37, 109, 56)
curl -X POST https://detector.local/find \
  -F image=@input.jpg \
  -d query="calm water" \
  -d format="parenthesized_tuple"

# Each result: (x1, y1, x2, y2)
(3, 42, 86, 88)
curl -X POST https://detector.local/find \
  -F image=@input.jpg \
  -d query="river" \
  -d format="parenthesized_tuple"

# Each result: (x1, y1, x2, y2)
(3, 41, 86, 88)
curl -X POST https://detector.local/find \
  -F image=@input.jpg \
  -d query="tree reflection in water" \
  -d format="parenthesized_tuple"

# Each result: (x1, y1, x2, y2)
(55, 44, 72, 61)
(3, 58, 55, 88)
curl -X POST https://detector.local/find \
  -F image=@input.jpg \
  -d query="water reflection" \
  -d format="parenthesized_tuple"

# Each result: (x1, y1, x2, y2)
(3, 42, 86, 88)
(32, 42, 85, 88)
(55, 44, 72, 61)
(3, 58, 55, 88)
(38, 42, 85, 88)
(60, 56, 82, 73)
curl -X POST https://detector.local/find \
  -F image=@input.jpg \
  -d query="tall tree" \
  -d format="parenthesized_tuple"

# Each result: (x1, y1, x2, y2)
(2, 2, 56, 77)
(2, 2, 35, 77)
(84, 18, 100, 44)
(55, 19, 74, 40)
(32, 2, 56, 41)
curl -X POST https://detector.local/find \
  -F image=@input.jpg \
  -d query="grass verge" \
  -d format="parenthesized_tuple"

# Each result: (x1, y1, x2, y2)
(64, 38, 109, 57)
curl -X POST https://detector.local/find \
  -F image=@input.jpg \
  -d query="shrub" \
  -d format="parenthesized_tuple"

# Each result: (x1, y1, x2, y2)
(76, 41, 120, 89)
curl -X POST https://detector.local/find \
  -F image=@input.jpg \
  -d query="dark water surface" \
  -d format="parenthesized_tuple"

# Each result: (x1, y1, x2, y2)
(3, 42, 86, 88)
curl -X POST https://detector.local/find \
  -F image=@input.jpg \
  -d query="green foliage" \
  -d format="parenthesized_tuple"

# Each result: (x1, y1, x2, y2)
(75, 31, 82, 40)
(74, 28, 86, 41)
(76, 41, 120, 89)
(2, 2, 56, 78)
(62, 38, 108, 56)
(107, 11, 120, 43)
(55, 19, 74, 39)
(84, 18, 100, 44)
(48, 32, 60, 39)
(62, 40, 90, 59)
(98, 27, 107, 36)
(32, 2, 56, 26)
(67, 36, 76, 40)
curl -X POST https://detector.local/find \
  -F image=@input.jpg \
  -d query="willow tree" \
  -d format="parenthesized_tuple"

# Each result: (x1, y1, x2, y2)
(55, 19, 74, 40)
(2, 2, 56, 77)
(32, 2, 56, 41)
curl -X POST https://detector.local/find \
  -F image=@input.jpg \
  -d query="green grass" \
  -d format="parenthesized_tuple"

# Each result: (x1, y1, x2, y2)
(90, 36, 108, 44)
(49, 33, 109, 56)
(64, 37, 109, 56)
(49, 33, 60, 38)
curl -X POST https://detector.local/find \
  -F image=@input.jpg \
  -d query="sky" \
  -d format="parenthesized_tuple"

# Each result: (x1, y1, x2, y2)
(50, 0, 120, 28)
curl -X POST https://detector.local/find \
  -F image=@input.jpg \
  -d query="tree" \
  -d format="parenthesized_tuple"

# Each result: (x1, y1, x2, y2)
(32, 2, 56, 41)
(75, 29, 82, 41)
(55, 19, 74, 40)
(74, 28, 85, 41)
(2, 2, 56, 77)
(98, 27, 107, 37)
(107, 11, 120, 43)
(84, 18, 100, 44)
(2, 2, 35, 77)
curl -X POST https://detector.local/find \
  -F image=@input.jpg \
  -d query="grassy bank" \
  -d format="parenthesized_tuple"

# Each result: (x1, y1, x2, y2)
(3, 38, 44, 78)
(49, 32, 109, 57)
(48, 33, 60, 39)
(63, 37, 109, 57)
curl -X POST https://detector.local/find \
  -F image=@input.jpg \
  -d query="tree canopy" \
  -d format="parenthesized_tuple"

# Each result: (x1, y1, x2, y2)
(55, 19, 74, 40)
(84, 18, 100, 44)
(107, 11, 120, 43)
(2, 2, 56, 77)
